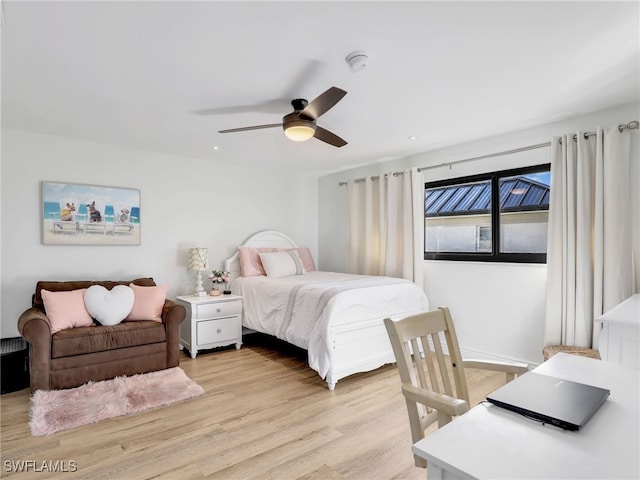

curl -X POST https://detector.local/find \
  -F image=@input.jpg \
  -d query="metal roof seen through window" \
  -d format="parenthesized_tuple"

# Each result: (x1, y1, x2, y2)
(425, 176, 550, 217)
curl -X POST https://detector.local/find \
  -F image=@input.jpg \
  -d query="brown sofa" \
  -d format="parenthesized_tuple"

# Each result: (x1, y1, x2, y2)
(17, 278, 185, 392)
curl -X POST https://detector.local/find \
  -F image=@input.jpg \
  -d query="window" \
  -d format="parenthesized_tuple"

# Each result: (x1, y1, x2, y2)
(476, 225, 492, 252)
(424, 164, 551, 263)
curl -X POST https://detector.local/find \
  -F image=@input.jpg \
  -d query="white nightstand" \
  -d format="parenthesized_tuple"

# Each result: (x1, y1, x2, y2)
(176, 294, 243, 358)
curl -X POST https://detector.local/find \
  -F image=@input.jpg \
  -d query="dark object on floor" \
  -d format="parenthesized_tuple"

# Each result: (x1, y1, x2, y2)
(1, 337, 30, 394)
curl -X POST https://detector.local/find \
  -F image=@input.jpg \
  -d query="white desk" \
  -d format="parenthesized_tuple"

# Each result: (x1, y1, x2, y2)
(413, 353, 639, 479)
(596, 294, 640, 369)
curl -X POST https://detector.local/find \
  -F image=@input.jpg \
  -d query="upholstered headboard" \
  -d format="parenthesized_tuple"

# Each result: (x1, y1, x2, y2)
(224, 230, 298, 281)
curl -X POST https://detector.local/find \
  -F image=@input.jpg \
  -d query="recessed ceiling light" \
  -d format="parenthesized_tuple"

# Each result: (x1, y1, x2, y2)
(408, 136, 417, 141)
(213, 145, 220, 151)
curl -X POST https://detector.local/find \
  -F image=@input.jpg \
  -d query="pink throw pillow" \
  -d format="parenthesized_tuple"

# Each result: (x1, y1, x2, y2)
(237, 246, 277, 276)
(125, 284, 168, 322)
(293, 247, 316, 272)
(41, 289, 93, 334)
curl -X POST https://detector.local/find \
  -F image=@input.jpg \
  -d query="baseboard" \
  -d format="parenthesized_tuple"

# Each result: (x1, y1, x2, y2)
(460, 346, 537, 368)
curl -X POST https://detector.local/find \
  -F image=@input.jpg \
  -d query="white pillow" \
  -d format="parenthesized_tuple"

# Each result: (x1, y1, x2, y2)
(258, 250, 307, 278)
(84, 285, 135, 326)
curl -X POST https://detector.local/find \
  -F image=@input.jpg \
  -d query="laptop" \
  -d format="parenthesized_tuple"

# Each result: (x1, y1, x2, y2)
(486, 372, 610, 431)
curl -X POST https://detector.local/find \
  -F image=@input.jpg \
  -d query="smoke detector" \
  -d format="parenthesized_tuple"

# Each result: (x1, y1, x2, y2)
(346, 51, 368, 72)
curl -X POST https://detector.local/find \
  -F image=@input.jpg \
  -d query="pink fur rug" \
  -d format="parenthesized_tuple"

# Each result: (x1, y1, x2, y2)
(29, 367, 204, 436)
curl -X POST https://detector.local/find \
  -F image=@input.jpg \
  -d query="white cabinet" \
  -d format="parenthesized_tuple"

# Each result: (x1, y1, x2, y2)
(596, 294, 640, 369)
(176, 295, 243, 358)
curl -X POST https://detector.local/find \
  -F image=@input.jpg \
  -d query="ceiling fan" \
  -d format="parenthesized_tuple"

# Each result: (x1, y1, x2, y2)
(218, 86, 348, 148)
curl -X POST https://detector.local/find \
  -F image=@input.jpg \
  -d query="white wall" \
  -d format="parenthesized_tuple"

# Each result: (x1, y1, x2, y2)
(318, 102, 640, 365)
(1, 129, 318, 337)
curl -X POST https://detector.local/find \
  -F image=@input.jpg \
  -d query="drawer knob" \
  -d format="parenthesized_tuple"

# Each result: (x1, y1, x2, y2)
(216, 307, 222, 312)
(217, 328, 222, 334)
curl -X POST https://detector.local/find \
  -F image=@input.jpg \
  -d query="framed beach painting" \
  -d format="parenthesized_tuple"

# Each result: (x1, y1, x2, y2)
(41, 181, 141, 246)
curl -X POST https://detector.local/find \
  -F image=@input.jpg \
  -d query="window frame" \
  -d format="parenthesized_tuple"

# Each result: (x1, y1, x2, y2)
(424, 163, 551, 264)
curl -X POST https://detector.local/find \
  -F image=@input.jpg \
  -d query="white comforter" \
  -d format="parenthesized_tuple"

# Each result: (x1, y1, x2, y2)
(232, 271, 429, 380)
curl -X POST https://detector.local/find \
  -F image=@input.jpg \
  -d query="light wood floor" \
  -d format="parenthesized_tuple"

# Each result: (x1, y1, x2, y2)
(1, 334, 507, 479)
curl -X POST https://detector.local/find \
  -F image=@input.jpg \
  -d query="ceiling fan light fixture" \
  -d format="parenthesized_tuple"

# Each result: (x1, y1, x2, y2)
(285, 125, 315, 141)
(283, 115, 316, 141)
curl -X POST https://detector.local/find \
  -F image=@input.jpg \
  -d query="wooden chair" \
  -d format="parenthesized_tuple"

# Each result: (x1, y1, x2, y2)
(384, 307, 529, 468)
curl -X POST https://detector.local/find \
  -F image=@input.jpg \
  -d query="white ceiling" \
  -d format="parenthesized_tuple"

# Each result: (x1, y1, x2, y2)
(2, 1, 639, 175)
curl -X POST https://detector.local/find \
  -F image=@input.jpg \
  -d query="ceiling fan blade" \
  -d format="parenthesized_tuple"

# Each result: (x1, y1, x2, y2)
(300, 87, 347, 120)
(218, 123, 282, 134)
(194, 99, 289, 116)
(314, 126, 347, 148)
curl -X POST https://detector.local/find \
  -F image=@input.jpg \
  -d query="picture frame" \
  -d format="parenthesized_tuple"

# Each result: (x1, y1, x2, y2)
(41, 181, 141, 246)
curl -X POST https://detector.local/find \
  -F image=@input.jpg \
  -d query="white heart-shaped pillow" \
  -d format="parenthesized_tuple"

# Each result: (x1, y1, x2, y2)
(84, 285, 135, 326)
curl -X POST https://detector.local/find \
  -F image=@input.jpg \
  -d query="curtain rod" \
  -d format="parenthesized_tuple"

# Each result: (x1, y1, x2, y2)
(567, 119, 639, 141)
(338, 142, 550, 186)
(338, 120, 638, 186)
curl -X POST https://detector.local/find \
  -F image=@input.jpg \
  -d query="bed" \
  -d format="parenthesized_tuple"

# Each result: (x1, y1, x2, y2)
(224, 230, 429, 390)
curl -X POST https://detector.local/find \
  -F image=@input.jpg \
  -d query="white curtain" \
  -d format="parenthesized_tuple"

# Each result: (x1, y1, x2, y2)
(544, 125, 634, 349)
(346, 167, 424, 287)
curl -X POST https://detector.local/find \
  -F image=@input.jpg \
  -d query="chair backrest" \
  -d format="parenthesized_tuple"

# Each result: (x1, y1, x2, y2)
(384, 307, 470, 467)
(75, 203, 89, 222)
(103, 205, 115, 222)
(130, 206, 140, 223)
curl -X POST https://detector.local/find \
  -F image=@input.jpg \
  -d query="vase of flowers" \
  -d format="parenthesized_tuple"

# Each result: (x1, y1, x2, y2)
(209, 270, 231, 295)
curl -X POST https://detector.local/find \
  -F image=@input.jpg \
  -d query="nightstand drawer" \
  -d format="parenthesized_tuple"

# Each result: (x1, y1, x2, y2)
(196, 300, 242, 319)
(197, 317, 239, 344)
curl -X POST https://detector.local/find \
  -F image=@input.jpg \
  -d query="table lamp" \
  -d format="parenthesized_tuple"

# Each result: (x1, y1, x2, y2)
(187, 247, 209, 297)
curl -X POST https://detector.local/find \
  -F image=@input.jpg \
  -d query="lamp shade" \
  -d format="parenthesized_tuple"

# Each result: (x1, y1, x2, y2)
(187, 248, 209, 271)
